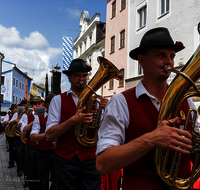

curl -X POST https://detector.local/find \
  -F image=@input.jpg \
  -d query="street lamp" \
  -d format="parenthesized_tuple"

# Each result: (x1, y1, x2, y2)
(0, 53, 5, 115)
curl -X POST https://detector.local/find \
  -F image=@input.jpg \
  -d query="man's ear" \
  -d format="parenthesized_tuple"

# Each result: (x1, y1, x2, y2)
(137, 54, 144, 68)
(68, 75, 71, 83)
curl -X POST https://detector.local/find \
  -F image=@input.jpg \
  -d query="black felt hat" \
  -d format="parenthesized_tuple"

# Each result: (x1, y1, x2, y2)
(62, 59, 92, 75)
(9, 104, 17, 110)
(129, 27, 185, 60)
(18, 99, 27, 106)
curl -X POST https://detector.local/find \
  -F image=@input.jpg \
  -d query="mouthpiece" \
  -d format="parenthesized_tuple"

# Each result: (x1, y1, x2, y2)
(163, 65, 172, 73)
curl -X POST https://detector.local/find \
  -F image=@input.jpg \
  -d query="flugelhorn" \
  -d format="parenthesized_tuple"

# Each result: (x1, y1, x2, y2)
(75, 56, 123, 147)
(154, 23, 200, 190)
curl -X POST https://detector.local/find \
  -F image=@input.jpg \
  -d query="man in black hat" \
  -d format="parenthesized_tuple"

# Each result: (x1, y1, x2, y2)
(8, 99, 27, 176)
(45, 58, 107, 190)
(30, 94, 56, 190)
(2, 104, 17, 167)
(96, 27, 199, 190)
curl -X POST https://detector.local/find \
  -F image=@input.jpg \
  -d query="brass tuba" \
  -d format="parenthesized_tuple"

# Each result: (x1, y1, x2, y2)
(154, 24, 200, 190)
(75, 56, 123, 147)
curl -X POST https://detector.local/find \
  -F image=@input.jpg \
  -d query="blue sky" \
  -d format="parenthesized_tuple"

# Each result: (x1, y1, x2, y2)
(0, 0, 107, 92)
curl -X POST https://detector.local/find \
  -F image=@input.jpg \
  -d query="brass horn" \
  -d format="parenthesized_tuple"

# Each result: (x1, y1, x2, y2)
(154, 25, 200, 190)
(75, 56, 123, 147)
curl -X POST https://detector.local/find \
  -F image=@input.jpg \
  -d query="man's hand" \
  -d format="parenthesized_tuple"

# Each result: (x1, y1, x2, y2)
(150, 117, 192, 154)
(99, 98, 109, 109)
(71, 108, 93, 125)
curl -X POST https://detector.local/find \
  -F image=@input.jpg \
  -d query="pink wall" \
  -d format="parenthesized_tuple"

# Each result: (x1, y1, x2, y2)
(24, 78, 29, 100)
(103, 0, 128, 98)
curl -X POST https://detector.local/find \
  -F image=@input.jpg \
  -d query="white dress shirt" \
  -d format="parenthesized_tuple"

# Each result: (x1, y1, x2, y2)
(31, 112, 48, 136)
(9, 112, 18, 124)
(2, 114, 9, 123)
(96, 80, 199, 155)
(46, 89, 79, 132)
(20, 112, 36, 132)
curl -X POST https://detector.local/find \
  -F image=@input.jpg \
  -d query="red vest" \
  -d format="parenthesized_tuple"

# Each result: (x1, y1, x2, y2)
(37, 114, 52, 151)
(54, 92, 97, 162)
(26, 113, 37, 146)
(122, 87, 192, 190)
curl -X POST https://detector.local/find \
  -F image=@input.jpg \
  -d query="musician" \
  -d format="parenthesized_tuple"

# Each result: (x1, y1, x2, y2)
(20, 96, 43, 190)
(8, 100, 27, 177)
(30, 94, 56, 190)
(45, 59, 108, 190)
(3, 104, 17, 168)
(96, 27, 199, 190)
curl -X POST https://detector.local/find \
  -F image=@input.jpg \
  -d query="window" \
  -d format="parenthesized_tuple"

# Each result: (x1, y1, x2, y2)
(26, 84, 28, 94)
(20, 97, 21, 103)
(121, 0, 126, 10)
(161, 0, 170, 15)
(13, 77, 15, 87)
(84, 40, 87, 50)
(0, 94, 3, 103)
(1, 76, 5, 85)
(112, 1, 116, 18)
(16, 79, 18, 88)
(111, 36, 115, 53)
(22, 83, 24, 90)
(89, 35, 92, 45)
(138, 5, 147, 28)
(109, 79, 114, 90)
(20, 81, 22, 90)
(138, 64, 143, 75)
(119, 69, 124, 87)
(13, 95, 15, 103)
(120, 30, 125, 48)
(16, 96, 18, 104)
(80, 45, 82, 54)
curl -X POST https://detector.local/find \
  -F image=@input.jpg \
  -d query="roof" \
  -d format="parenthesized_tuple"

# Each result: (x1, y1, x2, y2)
(13, 66, 32, 80)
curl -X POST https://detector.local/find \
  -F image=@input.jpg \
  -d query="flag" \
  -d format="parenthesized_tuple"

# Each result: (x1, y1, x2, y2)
(62, 36, 73, 70)
(45, 73, 49, 99)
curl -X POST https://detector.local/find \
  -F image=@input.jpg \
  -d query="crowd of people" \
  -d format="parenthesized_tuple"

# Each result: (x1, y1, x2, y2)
(0, 26, 199, 190)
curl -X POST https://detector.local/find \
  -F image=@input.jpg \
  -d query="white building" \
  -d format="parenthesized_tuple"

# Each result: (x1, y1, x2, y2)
(127, 0, 200, 106)
(73, 11, 106, 95)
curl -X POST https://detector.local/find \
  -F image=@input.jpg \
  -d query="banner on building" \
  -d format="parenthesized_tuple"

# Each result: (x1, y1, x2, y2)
(62, 36, 73, 71)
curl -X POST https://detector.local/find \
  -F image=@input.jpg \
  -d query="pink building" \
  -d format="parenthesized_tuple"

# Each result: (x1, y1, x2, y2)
(103, 0, 128, 98)
(24, 75, 32, 100)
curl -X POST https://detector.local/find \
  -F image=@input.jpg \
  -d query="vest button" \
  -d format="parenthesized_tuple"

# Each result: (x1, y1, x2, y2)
(76, 151, 78, 154)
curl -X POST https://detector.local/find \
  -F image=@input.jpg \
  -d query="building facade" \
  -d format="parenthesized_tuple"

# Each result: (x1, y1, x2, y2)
(103, 0, 128, 98)
(30, 83, 44, 99)
(1, 62, 32, 114)
(73, 11, 106, 95)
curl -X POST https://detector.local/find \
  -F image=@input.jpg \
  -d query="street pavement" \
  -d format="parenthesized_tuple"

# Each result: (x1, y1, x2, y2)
(0, 135, 26, 190)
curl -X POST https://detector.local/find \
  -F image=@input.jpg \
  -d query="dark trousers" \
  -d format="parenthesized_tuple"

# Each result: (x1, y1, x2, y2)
(8, 137, 15, 166)
(25, 144, 39, 190)
(37, 149, 56, 190)
(14, 136, 24, 173)
(55, 154, 101, 190)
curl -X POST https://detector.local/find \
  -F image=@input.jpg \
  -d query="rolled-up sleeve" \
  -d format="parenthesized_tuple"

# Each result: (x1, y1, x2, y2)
(96, 93, 129, 155)
(20, 114, 28, 133)
(46, 95, 61, 132)
(30, 116, 40, 136)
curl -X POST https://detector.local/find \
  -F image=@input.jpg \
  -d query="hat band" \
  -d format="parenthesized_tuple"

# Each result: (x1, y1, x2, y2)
(140, 38, 174, 47)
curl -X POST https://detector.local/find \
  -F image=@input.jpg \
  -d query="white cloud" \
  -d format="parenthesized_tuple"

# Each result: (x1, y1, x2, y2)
(65, 7, 81, 19)
(0, 25, 49, 49)
(0, 24, 63, 89)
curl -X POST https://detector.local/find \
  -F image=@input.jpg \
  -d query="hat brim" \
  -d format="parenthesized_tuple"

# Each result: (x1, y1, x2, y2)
(129, 44, 185, 60)
(62, 68, 92, 75)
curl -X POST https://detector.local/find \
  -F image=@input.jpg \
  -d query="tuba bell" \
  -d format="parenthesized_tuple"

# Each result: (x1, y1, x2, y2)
(154, 24, 200, 190)
(75, 56, 123, 147)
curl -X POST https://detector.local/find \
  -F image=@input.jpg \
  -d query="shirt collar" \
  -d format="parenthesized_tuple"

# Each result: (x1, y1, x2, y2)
(67, 89, 79, 98)
(44, 112, 48, 118)
(135, 80, 159, 100)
